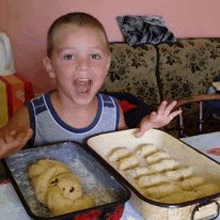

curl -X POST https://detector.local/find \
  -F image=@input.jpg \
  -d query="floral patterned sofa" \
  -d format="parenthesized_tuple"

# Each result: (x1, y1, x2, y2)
(100, 38, 220, 137)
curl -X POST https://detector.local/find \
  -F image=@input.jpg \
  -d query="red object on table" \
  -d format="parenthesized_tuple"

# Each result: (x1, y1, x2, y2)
(206, 147, 220, 156)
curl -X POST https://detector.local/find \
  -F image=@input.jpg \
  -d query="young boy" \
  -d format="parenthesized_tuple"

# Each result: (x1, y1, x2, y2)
(0, 12, 181, 159)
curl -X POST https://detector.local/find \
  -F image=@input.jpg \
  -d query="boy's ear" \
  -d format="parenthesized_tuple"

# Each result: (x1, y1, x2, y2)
(43, 57, 55, 78)
(106, 54, 111, 72)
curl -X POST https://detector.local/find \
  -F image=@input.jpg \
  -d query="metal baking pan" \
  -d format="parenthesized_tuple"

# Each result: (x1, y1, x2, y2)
(3, 141, 130, 220)
(87, 128, 220, 220)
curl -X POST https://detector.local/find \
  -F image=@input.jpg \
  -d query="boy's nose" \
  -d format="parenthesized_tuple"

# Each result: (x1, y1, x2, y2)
(76, 57, 90, 70)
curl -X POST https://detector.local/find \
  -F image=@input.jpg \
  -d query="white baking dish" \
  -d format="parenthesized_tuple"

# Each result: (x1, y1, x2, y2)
(87, 128, 220, 220)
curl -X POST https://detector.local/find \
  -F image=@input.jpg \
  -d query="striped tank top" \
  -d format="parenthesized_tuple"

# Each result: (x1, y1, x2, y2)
(26, 92, 120, 146)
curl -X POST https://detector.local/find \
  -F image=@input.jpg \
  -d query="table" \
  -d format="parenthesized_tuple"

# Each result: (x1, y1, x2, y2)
(181, 131, 220, 164)
(0, 180, 31, 220)
(1, 132, 220, 220)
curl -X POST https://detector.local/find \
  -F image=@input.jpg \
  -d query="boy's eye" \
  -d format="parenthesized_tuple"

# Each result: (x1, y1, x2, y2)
(91, 54, 101, 60)
(63, 54, 74, 60)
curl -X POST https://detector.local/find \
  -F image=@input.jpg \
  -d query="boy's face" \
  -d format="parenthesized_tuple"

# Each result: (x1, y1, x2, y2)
(44, 24, 111, 105)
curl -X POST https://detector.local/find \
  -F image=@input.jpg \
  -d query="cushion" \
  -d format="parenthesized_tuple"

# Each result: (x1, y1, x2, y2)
(101, 43, 161, 106)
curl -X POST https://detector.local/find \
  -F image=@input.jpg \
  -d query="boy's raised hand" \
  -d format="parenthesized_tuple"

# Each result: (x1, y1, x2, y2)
(0, 128, 33, 159)
(135, 100, 181, 138)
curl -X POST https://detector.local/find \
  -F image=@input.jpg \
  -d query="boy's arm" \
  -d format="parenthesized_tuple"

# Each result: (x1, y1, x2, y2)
(135, 100, 182, 138)
(0, 105, 33, 159)
(118, 105, 128, 130)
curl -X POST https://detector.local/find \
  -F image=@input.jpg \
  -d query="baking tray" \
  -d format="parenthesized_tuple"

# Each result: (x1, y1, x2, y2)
(87, 128, 220, 220)
(3, 141, 130, 220)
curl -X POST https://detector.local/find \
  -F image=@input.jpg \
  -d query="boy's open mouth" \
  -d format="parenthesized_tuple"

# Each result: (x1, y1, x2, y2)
(74, 78, 92, 95)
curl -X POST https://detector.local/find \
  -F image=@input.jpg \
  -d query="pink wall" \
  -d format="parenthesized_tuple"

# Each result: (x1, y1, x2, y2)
(1, 0, 220, 94)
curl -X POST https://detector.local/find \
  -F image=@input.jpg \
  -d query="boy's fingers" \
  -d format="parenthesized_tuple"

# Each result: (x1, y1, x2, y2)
(1, 129, 33, 155)
(157, 100, 167, 114)
(169, 109, 182, 119)
(27, 128, 33, 137)
(135, 124, 151, 138)
(21, 129, 33, 145)
(135, 129, 145, 138)
(163, 101, 177, 116)
(5, 130, 17, 143)
(15, 130, 32, 144)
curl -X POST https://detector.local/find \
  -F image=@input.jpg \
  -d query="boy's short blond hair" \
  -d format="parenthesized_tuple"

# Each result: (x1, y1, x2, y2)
(47, 12, 110, 58)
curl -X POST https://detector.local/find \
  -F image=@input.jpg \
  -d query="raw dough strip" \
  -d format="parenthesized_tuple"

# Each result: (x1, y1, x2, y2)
(125, 166, 156, 179)
(118, 154, 138, 170)
(165, 167, 193, 181)
(194, 183, 219, 197)
(149, 159, 180, 172)
(137, 173, 169, 188)
(160, 183, 220, 203)
(159, 190, 200, 203)
(145, 151, 171, 164)
(181, 176, 206, 190)
(143, 183, 182, 199)
(108, 147, 132, 162)
(134, 144, 158, 159)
